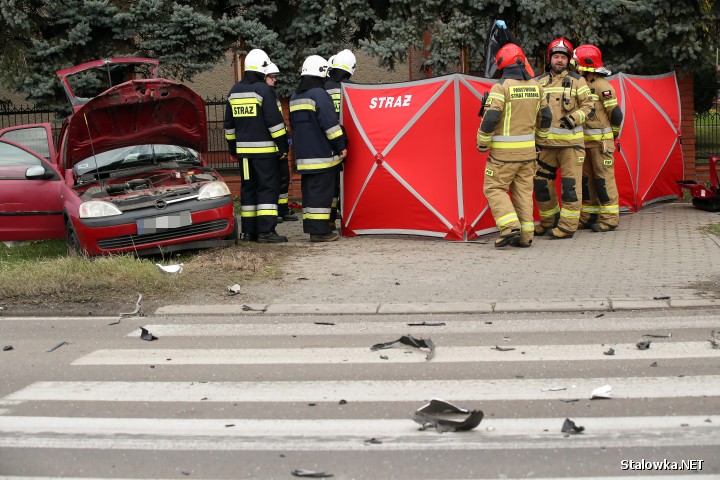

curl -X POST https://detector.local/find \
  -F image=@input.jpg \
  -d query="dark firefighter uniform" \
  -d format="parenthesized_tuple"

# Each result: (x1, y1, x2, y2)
(224, 75, 289, 238)
(478, 71, 552, 247)
(275, 97, 293, 220)
(579, 75, 623, 231)
(289, 86, 348, 237)
(324, 75, 352, 227)
(534, 71, 594, 237)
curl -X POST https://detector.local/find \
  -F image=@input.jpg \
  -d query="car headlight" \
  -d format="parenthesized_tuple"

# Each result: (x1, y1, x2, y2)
(79, 201, 123, 218)
(198, 181, 231, 200)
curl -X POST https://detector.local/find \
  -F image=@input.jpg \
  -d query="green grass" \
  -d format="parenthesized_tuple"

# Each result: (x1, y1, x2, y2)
(701, 223, 720, 236)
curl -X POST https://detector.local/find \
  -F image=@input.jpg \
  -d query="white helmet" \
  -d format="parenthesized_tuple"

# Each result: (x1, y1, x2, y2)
(331, 49, 356, 75)
(244, 49, 271, 74)
(266, 63, 280, 75)
(301, 55, 329, 77)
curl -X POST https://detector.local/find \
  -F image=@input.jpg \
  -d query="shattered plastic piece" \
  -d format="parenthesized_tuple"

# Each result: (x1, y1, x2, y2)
(291, 469, 334, 478)
(225, 424, 235, 427)
(650, 361, 658, 367)
(643, 333, 671, 338)
(493, 346, 516, 352)
(47, 341, 67, 352)
(379, 355, 389, 360)
(111, 293, 144, 325)
(407, 322, 446, 326)
(603, 348, 615, 356)
(590, 384, 613, 399)
(709, 330, 720, 349)
(3, 345, 13, 351)
(653, 296, 671, 300)
(542, 386, 567, 392)
(561, 418, 585, 434)
(595, 313, 604, 318)
(140, 327, 158, 341)
(227, 284, 241, 295)
(314, 322, 336, 326)
(242, 304, 266, 312)
(156, 263, 183, 274)
(412, 398, 484, 432)
(371, 335, 435, 360)
(364, 437, 382, 444)
(561, 399, 580, 403)
(338, 399, 347, 405)
(636, 341, 651, 350)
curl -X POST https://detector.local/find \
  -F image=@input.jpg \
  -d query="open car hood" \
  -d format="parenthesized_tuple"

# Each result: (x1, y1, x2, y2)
(63, 79, 207, 169)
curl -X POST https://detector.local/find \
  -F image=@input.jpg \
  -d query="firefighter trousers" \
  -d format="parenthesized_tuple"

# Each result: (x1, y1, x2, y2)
(580, 145, 619, 229)
(534, 147, 585, 235)
(239, 156, 280, 235)
(301, 167, 339, 235)
(278, 155, 291, 218)
(483, 157, 536, 244)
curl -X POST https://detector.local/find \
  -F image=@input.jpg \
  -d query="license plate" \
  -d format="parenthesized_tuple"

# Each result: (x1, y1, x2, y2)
(136, 211, 192, 235)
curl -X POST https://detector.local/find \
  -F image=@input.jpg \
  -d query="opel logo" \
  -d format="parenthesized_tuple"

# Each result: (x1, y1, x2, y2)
(155, 199, 168, 210)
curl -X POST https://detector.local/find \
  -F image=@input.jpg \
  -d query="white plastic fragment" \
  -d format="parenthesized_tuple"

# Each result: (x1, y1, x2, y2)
(156, 263, 184, 274)
(591, 384, 613, 399)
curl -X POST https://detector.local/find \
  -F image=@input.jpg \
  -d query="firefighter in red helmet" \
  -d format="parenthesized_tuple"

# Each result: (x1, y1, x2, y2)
(477, 43, 552, 248)
(533, 37, 594, 239)
(574, 44, 623, 232)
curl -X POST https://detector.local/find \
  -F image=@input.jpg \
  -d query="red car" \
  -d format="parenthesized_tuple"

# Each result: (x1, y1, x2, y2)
(0, 58, 237, 255)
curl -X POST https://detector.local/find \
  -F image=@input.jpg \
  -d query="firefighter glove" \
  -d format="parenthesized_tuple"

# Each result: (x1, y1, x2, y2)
(560, 115, 576, 129)
(477, 144, 490, 153)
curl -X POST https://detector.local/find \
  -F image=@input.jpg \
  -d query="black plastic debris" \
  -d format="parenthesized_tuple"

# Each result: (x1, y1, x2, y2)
(561, 399, 580, 403)
(412, 398, 483, 432)
(291, 469, 333, 478)
(140, 327, 158, 341)
(225, 424, 235, 427)
(338, 399, 347, 405)
(595, 313, 605, 318)
(371, 335, 435, 360)
(242, 304, 266, 312)
(643, 333, 671, 338)
(603, 348, 615, 356)
(379, 355, 388, 360)
(314, 322, 335, 326)
(653, 296, 671, 300)
(561, 418, 585, 434)
(364, 437, 382, 444)
(297, 277, 309, 281)
(3, 345, 13, 351)
(650, 361, 658, 367)
(47, 341, 67, 352)
(493, 346, 516, 352)
(407, 322, 446, 326)
(710, 330, 720, 349)
(636, 341, 651, 350)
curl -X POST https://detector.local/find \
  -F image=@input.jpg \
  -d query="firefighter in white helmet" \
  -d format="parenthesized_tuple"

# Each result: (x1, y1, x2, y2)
(289, 55, 348, 242)
(224, 49, 289, 243)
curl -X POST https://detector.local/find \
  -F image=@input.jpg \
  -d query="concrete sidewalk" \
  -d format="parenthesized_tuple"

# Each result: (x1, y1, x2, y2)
(156, 202, 720, 316)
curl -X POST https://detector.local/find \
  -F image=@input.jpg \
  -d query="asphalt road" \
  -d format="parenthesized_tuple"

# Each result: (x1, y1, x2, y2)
(1, 308, 719, 479)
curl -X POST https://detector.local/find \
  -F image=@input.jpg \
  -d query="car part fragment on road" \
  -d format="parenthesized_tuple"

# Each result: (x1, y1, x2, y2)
(47, 341, 67, 352)
(2, 345, 12, 351)
(291, 469, 333, 478)
(710, 330, 720, 349)
(636, 340, 651, 350)
(561, 418, 585, 434)
(412, 398, 484, 432)
(110, 293, 144, 325)
(604, 347, 615, 356)
(590, 384, 612, 399)
(407, 321, 446, 326)
(227, 284, 241, 296)
(370, 335, 435, 360)
(139, 327, 158, 341)
(493, 345, 516, 351)
(643, 333, 671, 338)
(156, 263, 184, 274)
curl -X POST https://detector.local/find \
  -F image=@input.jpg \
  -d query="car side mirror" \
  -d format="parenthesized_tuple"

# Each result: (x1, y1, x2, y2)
(25, 165, 55, 180)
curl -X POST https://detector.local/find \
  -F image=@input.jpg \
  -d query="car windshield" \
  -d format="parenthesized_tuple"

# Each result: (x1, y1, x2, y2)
(74, 144, 201, 175)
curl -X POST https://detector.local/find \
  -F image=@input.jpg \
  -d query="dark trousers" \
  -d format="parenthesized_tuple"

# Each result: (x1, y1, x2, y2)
(239, 156, 280, 235)
(278, 155, 291, 218)
(301, 168, 338, 235)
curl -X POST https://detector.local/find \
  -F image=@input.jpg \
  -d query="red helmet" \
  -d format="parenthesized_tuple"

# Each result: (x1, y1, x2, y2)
(495, 43, 526, 70)
(546, 37, 574, 62)
(573, 44, 612, 75)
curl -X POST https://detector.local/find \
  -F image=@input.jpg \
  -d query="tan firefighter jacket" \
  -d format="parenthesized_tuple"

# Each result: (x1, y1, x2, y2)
(535, 70, 594, 148)
(583, 75, 623, 148)
(476, 78, 552, 162)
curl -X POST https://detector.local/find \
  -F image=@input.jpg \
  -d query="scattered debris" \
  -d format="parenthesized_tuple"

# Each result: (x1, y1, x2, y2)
(412, 398, 484, 432)
(314, 322, 335, 326)
(653, 296, 671, 300)
(47, 341, 67, 353)
(643, 333, 671, 338)
(156, 263, 183, 274)
(485, 321, 493, 324)
(338, 399, 347, 405)
(110, 294, 145, 325)
(603, 348, 615, 356)
(140, 327, 158, 341)
(0, 306, 4, 315)
(379, 355, 389, 360)
(561, 418, 585, 434)
(407, 322, 446, 326)
(561, 399, 580, 403)
(225, 424, 235, 428)
(227, 284, 241, 296)
(595, 313, 605, 318)
(650, 361, 658, 367)
(710, 330, 720, 349)
(395, 282, 400, 285)
(636, 341, 651, 350)
(297, 277, 309, 281)
(371, 335, 435, 361)
(493, 346, 516, 352)
(705, 418, 712, 423)
(331, 273, 342, 276)
(291, 469, 333, 478)
(308, 403, 316, 407)
(242, 304, 266, 312)
(541, 386, 567, 392)
(3, 345, 13, 351)
(364, 437, 382, 444)
(590, 384, 612, 400)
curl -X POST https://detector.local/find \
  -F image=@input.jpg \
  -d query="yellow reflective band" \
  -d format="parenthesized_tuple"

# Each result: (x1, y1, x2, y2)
(270, 128, 287, 138)
(589, 94, 599, 101)
(290, 104, 316, 112)
(303, 212, 331, 220)
(600, 205, 620, 213)
(278, 198, 288, 205)
(540, 206, 560, 217)
(547, 131, 584, 141)
(327, 129, 343, 140)
(535, 129, 549, 138)
(560, 208, 581, 218)
(225, 133, 236, 140)
(603, 99, 618, 107)
(577, 86, 590, 95)
(496, 212, 519, 228)
(242, 158, 249, 180)
(491, 140, 535, 149)
(296, 158, 343, 171)
(237, 146, 279, 154)
(503, 102, 512, 136)
(240, 211, 256, 217)
(584, 133, 612, 142)
(257, 209, 278, 217)
(230, 97, 262, 106)
(477, 133, 492, 142)
(488, 92, 505, 102)
(578, 111, 586, 123)
(582, 205, 601, 213)
(521, 222, 535, 231)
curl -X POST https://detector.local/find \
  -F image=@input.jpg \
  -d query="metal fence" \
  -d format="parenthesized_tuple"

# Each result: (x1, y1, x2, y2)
(695, 110, 720, 164)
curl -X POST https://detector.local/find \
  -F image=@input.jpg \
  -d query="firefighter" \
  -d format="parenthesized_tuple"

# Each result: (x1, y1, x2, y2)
(289, 55, 348, 242)
(224, 49, 289, 243)
(265, 62, 298, 223)
(574, 44, 623, 232)
(324, 49, 356, 230)
(477, 43, 552, 248)
(534, 38, 594, 239)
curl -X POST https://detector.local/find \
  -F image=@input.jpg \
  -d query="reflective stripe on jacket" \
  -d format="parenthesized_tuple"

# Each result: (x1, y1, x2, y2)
(583, 75, 623, 147)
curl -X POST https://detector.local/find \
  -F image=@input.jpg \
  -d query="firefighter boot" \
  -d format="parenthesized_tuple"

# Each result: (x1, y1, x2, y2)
(547, 227, 574, 240)
(590, 222, 616, 233)
(310, 232, 339, 242)
(257, 232, 289, 243)
(535, 212, 559, 235)
(495, 229, 520, 248)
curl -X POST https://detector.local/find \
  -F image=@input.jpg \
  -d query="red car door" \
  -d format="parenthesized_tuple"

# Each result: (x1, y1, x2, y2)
(0, 125, 65, 241)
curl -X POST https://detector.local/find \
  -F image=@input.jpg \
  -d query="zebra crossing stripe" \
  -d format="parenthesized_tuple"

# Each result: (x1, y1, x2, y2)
(4, 376, 720, 403)
(72, 342, 719, 365)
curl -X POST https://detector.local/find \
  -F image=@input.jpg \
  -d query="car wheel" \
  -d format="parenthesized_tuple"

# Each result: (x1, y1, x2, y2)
(66, 221, 82, 256)
(228, 214, 241, 243)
